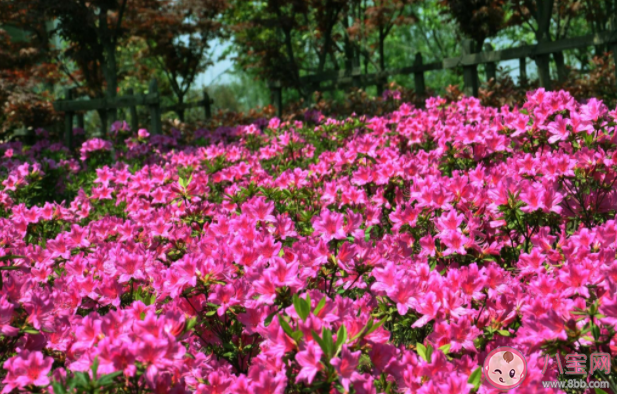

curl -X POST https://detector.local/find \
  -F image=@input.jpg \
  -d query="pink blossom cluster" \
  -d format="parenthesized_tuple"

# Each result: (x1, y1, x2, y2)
(1, 89, 617, 393)
(79, 138, 113, 162)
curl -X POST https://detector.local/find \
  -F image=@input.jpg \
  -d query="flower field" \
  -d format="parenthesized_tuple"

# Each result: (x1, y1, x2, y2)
(1, 89, 617, 393)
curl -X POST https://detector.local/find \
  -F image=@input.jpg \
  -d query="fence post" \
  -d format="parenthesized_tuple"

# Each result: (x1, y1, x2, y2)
(535, 52, 551, 89)
(484, 43, 497, 82)
(376, 69, 385, 97)
(519, 57, 528, 86)
(77, 113, 84, 130)
(203, 90, 212, 120)
(461, 39, 479, 97)
(98, 106, 108, 136)
(534, 34, 552, 90)
(610, 18, 617, 84)
(127, 88, 138, 132)
(64, 88, 74, 149)
(148, 79, 162, 135)
(351, 66, 362, 89)
(611, 43, 617, 86)
(413, 52, 426, 100)
(270, 80, 282, 118)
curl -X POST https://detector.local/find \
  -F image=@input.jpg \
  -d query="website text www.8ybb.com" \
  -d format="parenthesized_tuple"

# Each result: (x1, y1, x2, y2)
(541, 380, 609, 389)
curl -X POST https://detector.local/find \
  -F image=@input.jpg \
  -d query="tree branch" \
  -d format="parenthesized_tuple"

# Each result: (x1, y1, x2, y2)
(112, 0, 128, 46)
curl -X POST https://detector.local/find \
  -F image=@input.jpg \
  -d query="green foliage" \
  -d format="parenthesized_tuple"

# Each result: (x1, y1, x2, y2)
(52, 358, 122, 394)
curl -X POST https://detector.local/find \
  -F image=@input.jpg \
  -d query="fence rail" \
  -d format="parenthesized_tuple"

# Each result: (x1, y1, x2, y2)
(269, 29, 617, 112)
(444, 30, 617, 68)
(51, 28, 617, 146)
(52, 78, 213, 148)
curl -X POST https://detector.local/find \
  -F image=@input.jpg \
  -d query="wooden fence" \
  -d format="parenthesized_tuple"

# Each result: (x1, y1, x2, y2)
(51, 30, 617, 145)
(269, 30, 617, 113)
(53, 78, 213, 148)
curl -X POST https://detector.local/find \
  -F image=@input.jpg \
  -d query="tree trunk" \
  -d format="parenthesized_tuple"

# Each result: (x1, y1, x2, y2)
(536, 0, 554, 42)
(99, 6, 118, 128)
(535, 55, 552, 89)
(553, 51, 567, 82)
(176, 94, 185, 122)
(342, 17, 353, 73)
(317, 4, 337, 75)
(534, 0, 554, 90)
(98, 108, 108, 136)
(377, 28, 386, 96)
(578, 48, 589, 72)
(281, 25, 302, 98)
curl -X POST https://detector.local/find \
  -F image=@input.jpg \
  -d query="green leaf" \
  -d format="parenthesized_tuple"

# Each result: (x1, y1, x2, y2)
(497, 329, 511, 337)
(134, 290, 144, 303)
(293, 294, 310, 322)
(313, 297, 327, 316)
(91, 356, 99, 379)
(416, 342, 428, 361)
(291, 330, 304, 342)
(425, 343, 433, 361)
(595, 389, 609, 394)
(0, 266, 22, 271)
(416, 343, 433, 362)
(51, 382, 67, 394)
(438, 344, 452, 354)
(592, 324, 601, 341)
(364, 226, 373, 242)
(351, 318, 373, 342)
(321, 328, 335, 358)
(311, 329, 327, 355)
(365, 316, 386, 336)
(97, 371, 122, 386)
(0, 255, 25, 262)
(468, 367, 482, 390)
(264, 311, 276, 327)
(334, 324, 348, 356)
(185, 316, 198, 332)
(22, 327, 40, 334)
(278, 315, 296, 339)
(74, 372, 89, 388)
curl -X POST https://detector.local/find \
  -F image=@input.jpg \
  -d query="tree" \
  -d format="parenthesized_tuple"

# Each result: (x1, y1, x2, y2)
(387, 0, 462, 91)
(14, 0, 132, 131)
(368, 0, 416, 70)
(507, 0, 588, 84)
(226, 0, 354, 98)
(439, 0, 508, 52)
(127, 0, 228, 121)
(41, 0, 129, 100)
(0, 1, 61, 136)
(226, 0, 420, 99)
(351, 0, 417, 94)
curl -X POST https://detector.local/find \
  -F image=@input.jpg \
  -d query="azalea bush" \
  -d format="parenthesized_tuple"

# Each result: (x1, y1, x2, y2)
(1, 89, 617, 394)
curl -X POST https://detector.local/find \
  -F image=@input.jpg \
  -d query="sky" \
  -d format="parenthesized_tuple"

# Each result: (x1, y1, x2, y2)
(195, 39, 235, 88)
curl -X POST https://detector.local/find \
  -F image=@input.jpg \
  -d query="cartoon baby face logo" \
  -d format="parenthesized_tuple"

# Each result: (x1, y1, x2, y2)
(483, 346, 528, 390)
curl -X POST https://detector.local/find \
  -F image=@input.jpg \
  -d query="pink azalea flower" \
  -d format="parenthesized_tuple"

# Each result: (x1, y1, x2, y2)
(295, 341, 323, 384)
(330, 346, 362, 392)
(312, 209, 347, 242)
(2, 350, 54, 393)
